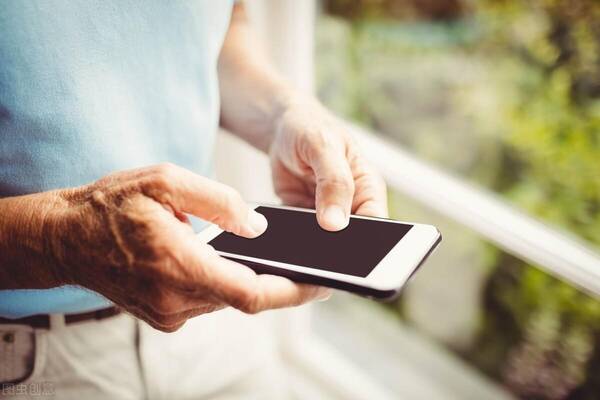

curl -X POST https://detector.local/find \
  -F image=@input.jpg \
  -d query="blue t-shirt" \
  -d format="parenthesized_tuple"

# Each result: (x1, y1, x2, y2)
(0, 1, 233, 318)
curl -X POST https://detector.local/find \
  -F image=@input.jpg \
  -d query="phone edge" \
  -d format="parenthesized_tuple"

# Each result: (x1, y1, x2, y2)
(223, 230, 442, 302)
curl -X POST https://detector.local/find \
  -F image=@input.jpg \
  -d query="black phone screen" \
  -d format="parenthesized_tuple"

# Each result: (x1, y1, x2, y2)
(208, 206, 413, 277)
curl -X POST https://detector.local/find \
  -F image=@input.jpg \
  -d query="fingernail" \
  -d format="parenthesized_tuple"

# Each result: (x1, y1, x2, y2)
(323, 206, 348, 231)
(248, 210, 268, 237)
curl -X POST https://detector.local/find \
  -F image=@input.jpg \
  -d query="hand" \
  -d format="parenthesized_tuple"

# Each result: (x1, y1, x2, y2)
(31, 164, 329, 331)
(216, 4, 386, 229)
(270, 97, 388, 230)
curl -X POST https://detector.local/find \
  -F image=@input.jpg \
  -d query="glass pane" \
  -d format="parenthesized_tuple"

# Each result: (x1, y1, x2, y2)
(316, 0, 600, 247)
(315, 1, 600, 399)
(313, 194, 600, 399)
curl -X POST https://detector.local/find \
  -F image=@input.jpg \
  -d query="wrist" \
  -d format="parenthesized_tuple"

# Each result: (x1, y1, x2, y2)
(0, 190, 71, 289)
(41, 190, 78, 287)
(251, 83, 300, 153)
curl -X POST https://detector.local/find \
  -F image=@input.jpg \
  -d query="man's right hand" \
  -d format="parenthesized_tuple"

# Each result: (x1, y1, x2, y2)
(0, 163, 329, 332)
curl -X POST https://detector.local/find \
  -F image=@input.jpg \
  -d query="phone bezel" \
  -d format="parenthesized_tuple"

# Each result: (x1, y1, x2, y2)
(197, 204, 441, 293)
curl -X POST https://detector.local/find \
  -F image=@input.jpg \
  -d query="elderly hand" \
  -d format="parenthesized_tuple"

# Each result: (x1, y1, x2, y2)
(270, 97, 388, 230)
(5, 164, 328, 332)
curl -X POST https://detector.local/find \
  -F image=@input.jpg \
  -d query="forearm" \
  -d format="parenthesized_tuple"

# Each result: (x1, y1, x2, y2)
(218, 3, 313, 152)
(0, 192, 64, 289)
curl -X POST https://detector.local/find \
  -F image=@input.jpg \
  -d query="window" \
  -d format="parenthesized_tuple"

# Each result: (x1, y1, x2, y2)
(313, 1, 600, 398)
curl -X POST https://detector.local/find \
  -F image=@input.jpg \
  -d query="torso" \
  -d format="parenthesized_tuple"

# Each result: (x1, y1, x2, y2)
(0, 0, 233, 317)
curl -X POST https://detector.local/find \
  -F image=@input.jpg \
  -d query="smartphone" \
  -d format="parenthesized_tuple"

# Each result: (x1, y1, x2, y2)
(198, 205, 441, 300)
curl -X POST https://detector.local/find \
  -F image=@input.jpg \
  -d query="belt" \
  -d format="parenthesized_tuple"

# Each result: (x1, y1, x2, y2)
(0, 307, 120, 329)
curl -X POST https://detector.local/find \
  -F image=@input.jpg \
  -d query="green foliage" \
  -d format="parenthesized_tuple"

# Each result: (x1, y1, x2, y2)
(317, 0, 600, 398)
(478, 0, 600, 244)
(480, 4, 600, 395)
(323, 0, 468, 21)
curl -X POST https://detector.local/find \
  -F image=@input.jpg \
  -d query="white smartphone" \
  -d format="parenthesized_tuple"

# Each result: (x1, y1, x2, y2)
(197, 204, 441, 300)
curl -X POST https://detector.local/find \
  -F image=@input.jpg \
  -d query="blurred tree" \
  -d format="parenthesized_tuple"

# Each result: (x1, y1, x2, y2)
(482, 2, 600, 396)
(318, 0, 600, 398)
(323, 0, 469, 20)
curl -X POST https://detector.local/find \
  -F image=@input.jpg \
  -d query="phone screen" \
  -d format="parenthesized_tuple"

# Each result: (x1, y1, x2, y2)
(208, 206, 413, 277)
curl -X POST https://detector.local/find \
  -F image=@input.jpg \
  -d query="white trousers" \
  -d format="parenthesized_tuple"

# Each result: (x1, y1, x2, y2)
(0, 309, 290, 399)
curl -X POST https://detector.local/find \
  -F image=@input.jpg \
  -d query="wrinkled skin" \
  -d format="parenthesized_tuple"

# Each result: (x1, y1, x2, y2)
(2, 163, 329, 332)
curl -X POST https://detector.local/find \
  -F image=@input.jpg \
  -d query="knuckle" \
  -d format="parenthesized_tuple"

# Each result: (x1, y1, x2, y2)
(149, 323, 166, 332)
(218, 186, 245, 219)
(127, 301, 182, 333)
(149, 320, 181, 333)
(130, 306, 180, 333)
(158, 321, 185, 333)
(150, 163, 179, 190)
(309, 129, 335, 147)
(153, 312, 174, 327)
(154, 162, 178, 176)
(235, 289, 261, 314)
(150, 292, 177, 315)
(303, 132, 334, 158)
(154, 325, 173, 333)
(152, 174, 172, 191)
(319, 174, 354, 190)
(223, 186, 243, 209)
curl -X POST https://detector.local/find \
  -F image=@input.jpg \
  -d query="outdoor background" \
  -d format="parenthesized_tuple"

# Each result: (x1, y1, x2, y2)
(314, 0, 600, 399)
